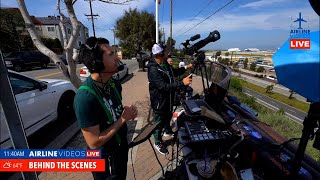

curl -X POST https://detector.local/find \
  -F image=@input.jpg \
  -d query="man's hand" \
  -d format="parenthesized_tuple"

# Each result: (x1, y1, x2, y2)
(121, 105, 138, 122)
(185, 64, 193, 69)
(182, 74, 192, 86)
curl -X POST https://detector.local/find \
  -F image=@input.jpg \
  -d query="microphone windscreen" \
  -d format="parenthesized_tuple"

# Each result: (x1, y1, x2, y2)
(118, 64, 124, 71)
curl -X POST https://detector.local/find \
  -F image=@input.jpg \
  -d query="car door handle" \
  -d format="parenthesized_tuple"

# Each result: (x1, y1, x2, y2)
(52, 91, 56, 93)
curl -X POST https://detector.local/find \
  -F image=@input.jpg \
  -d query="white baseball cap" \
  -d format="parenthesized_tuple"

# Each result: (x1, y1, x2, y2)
(152, 44, 164, 55)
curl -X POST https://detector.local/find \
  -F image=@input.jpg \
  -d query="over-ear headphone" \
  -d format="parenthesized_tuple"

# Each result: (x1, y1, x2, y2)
(90, 44, 105, 73)
(158, 43, 166, 58)
(79, 37, 105, 73)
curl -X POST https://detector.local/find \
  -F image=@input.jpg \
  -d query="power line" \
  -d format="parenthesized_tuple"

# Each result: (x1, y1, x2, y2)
(176, 0, 235, 38)
(85, 0, 99, 37)
(173, 0, 215, 36)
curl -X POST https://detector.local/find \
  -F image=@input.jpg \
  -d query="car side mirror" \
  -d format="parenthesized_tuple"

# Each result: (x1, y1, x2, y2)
(38, 83, 47, 91)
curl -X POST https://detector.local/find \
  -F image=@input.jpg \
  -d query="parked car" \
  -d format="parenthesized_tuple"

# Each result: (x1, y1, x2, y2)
(0, 70, 76, 149)
(79, 61, 129, 81)
(4, 51, 51, 72)
(266, 75, 277, 81)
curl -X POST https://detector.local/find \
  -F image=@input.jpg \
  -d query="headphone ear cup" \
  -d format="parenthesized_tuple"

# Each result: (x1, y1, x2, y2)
(91, 46, 105, 73)
(91, 59, 104, 73)
(159, 44, 165, 57)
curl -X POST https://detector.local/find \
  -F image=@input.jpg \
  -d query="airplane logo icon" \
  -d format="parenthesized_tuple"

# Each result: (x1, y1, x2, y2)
(293, 12, 307, 29)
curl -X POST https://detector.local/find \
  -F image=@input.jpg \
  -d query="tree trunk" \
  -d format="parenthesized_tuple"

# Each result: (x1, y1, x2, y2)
(17, 0, 82, 88)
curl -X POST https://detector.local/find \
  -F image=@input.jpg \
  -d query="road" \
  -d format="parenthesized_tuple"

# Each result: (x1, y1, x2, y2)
(243, 88, 307, 123)
(20, 59, 138, 80)
(233, 71, 307, 102)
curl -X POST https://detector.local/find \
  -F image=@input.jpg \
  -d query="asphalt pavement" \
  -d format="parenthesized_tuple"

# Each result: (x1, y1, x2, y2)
(243, 88, 307, 123)
(233, 72, 307, 102)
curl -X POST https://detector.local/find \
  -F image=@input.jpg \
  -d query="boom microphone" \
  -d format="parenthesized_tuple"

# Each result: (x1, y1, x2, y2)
(117, 64, 124, 71)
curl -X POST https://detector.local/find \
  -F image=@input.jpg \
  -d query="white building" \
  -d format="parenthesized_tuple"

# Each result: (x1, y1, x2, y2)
(227, 48, 241, 52)
(34, 16, 89, 48)
(244, 48, 260, 52)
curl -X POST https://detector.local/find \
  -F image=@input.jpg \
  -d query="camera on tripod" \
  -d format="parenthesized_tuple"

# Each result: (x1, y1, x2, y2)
(182, 30, 220, 68)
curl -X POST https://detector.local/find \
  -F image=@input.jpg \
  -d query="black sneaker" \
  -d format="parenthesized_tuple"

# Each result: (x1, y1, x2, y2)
(154, 142, 168, 155)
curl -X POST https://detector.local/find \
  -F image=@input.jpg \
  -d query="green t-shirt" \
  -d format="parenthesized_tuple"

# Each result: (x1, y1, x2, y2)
(73, 76, 127, 151)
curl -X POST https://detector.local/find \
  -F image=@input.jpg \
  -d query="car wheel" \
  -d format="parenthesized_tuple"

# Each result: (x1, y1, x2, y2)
(14, 65, 22, 72)
(126, 69, 129, 76)
(41, 62, 48, 69)
(57, 91, 75, 121)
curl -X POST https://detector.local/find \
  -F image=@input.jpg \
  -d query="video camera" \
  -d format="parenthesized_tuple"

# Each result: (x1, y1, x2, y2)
(182, 30, 220, 56)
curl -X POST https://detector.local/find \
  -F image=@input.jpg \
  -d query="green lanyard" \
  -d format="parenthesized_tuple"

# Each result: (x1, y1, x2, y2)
(78, 85, 121, 145)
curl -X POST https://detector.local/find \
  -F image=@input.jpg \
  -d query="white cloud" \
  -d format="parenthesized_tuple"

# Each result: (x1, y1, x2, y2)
(240, 0, 287, 9)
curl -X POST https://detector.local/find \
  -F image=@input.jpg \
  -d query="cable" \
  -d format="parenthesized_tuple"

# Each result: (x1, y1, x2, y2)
(173, 0, 215, 36)
(176, 0, 235, 38)
(130, 148, 137, 180)
(148, 138, 165, 178)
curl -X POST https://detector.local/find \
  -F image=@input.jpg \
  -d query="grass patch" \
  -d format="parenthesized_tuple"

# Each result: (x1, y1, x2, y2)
(229, 88, 319, 161)
(258, 112, 319, 162)
(232, 77, 310, 112)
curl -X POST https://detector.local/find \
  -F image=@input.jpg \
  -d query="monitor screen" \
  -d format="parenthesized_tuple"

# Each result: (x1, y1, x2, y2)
(205, 62, 231, 110)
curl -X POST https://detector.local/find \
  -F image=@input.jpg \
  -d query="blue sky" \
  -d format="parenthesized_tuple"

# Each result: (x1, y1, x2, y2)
(1, 0, 319, 50)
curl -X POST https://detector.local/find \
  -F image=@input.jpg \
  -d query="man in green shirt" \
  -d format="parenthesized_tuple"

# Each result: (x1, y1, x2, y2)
(74, 37, 137, 180)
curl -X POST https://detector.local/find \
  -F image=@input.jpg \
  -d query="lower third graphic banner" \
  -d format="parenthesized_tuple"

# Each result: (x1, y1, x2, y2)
(0, 159, 105, 172)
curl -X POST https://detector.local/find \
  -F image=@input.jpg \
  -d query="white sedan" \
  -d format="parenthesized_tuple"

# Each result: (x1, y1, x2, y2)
(266, 75, 277, 81)
(79, 61, 129, 81)
(0, 70, 76, 149)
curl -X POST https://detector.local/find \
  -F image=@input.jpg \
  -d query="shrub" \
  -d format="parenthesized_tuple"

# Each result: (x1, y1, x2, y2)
(257, 66, 265, 72)
(230, 77, 243, 92)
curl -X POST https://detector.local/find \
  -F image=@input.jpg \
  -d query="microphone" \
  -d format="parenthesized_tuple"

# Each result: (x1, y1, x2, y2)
(117, 64, 124, 71)
(101, 64, 124, 73)
(190, 34, 200, 41)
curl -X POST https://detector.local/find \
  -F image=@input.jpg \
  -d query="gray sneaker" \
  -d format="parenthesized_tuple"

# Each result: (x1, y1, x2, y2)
(162, 132, 174, 141)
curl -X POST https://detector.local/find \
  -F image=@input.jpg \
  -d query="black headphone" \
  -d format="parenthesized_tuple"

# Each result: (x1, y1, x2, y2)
(80, 38, 105, 73)
(157, 43, 166, 58)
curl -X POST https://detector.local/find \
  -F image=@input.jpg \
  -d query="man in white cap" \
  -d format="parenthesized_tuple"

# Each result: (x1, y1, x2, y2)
(148, 43, 192, 155)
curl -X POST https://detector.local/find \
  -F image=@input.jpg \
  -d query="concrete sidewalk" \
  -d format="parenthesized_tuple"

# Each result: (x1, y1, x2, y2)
(38, 70, 204, 180)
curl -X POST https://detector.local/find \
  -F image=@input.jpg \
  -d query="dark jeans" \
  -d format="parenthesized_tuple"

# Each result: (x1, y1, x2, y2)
(92, 142, 128, 180)
(152, 112, 172, 144)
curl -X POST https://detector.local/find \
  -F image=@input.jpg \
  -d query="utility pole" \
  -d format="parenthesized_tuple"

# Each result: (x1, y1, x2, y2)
(85, 0, 99, 37)
(170, 0, 173, 47)
(156, 0, 159, 43)
(110, 28, 116, 52)
(163, 28, 165, 43)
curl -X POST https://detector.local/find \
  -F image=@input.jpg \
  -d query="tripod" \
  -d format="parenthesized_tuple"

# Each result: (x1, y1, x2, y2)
(291, 102, 320, 177)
